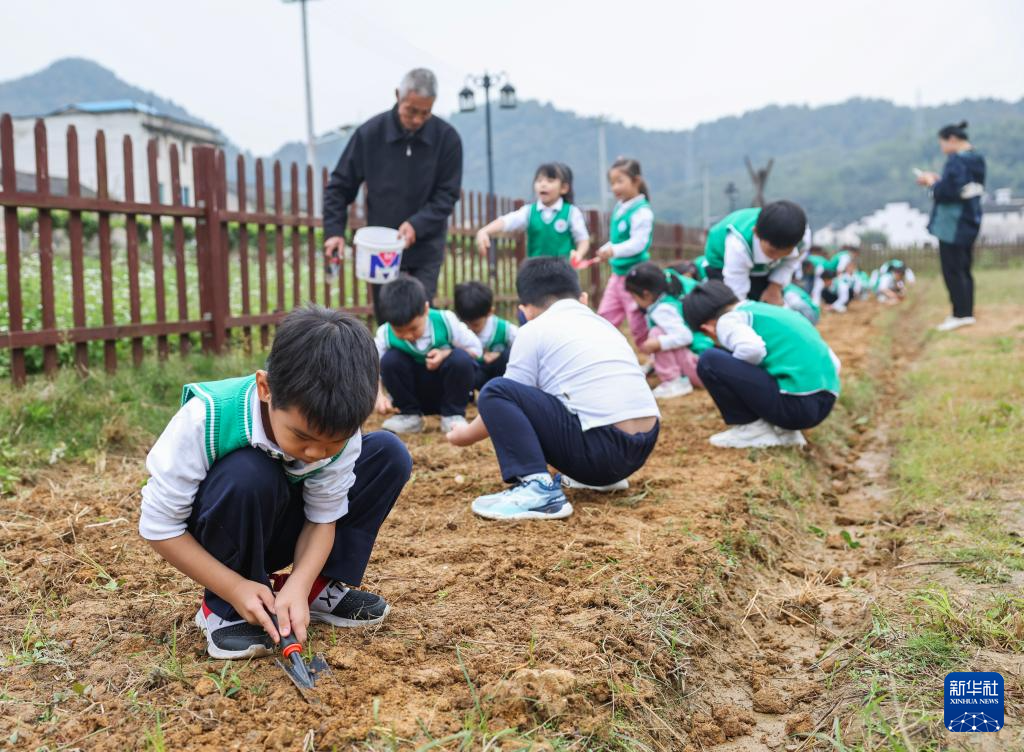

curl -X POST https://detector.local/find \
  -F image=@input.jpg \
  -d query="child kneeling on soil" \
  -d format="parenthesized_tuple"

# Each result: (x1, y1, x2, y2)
(446, 257, 661, 520)
(453, 281, 519, 390)
(140, 305, 412, 659)
(374, 277, 483, 434)
(683, 281, 841, 449)
(623, 262, 712, 400)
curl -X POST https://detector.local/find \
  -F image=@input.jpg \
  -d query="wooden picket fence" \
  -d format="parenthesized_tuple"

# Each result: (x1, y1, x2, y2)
(0, 114, 704, 384)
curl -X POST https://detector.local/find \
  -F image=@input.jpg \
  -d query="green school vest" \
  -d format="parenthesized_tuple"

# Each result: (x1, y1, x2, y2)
(482, 316, 513, 353)
(736, 301, 840, 396)
(825, 250, 852, 273)
(704, 208, 760, 271)
(806, 254, 828, 269)
(645, 293, 714, 354)
(783, 283, 820, 317)
(180, 374, 344, 482)
(527, 202, 575, 258)
(385, 309, 452, 363)
(666, 268, 700, 296)
(608, 198, 653, 275)
(692, 254, 709, 280)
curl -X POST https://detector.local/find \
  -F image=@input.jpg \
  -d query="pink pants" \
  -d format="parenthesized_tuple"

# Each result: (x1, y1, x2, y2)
(650, 327, 704, 388)
(598, 273, 649, 345)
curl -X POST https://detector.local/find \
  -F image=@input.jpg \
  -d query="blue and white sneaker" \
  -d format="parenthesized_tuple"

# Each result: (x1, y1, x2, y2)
(471, 476, 573, 520)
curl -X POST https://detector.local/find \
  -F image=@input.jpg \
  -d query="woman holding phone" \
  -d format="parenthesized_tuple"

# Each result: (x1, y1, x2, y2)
(916, 121, 986, 332)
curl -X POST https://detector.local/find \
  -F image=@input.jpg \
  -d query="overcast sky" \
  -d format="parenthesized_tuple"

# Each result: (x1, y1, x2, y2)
(3, 0, 1023, 155)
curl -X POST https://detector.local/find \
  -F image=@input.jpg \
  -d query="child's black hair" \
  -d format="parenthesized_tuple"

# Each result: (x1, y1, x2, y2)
(535, 162, 575, 205)
(938, 120, 969, 140)
(625, 262, 688, 300)
(609, 157, 650, 200)
(377, 276, 428, 326)
(821, 267, 838, 281)
(682, 280, 738, 333)
(668, 260, 699, 279)
(265, 304, 378, 438)
(755, 200, 807, 249)
(516, 257, 580, 307)
(453, 280, 494, 321)
(807, 245, 826, 257)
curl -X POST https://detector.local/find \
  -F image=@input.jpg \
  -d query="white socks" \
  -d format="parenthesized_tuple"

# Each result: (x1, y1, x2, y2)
(521, 472, 554, 486)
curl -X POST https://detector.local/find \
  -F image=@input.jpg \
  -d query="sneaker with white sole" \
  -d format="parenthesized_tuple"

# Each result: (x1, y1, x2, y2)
(562, 475, 629, 492)
(935, 316, 975, 332)
(652, 376, 693, 400)
(270, 573, 391, 628)
(440, 415, 468, 433)
(382, 413, 424, 434)
(194, 601, 274, 660)
(709, 419, 786, 449)
(471, 476, 573, 520)
(772, 426, 808, 447)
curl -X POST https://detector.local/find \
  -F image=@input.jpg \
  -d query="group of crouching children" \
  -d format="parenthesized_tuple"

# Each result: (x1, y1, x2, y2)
(138, 159, 912, 660)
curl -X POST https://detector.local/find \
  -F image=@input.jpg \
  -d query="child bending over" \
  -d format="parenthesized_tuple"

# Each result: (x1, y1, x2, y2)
(140, 305, 412, 659)
(446, 258, 660, 520)
(683, 281, 841, 450)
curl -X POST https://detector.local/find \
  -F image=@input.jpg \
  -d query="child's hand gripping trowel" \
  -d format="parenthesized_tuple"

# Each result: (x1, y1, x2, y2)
(268, 613, 330, 701)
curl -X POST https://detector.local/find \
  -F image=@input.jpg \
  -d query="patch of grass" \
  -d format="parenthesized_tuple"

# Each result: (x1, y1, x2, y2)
(911, 587, 1024, 652)
(205, 660, 245, 699)
(0, 348, 267, 486)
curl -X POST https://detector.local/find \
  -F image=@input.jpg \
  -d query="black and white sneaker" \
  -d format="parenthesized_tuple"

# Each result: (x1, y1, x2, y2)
(194, 600, 274, 660)
(309, 577, 390, 627)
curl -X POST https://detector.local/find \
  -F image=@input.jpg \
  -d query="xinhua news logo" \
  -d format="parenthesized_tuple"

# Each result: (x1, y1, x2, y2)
(944, 672, 1003, 733)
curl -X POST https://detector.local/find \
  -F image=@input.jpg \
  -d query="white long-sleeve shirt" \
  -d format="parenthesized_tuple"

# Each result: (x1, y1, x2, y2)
(648, 301, 694, 350)
(139, 387, 362, 540)
(716, 309, 841, 374)
(497, 199, 589, 243)
(374, 309, 482, 360)
(477, 314, 519, 352)
(722, 225, 812, 300)
(610, 196, 654, 258)
(504, 298, 659, 430)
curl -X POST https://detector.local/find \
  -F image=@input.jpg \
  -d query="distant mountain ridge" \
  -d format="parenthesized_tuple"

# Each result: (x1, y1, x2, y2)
(3, 58, 1022, 227)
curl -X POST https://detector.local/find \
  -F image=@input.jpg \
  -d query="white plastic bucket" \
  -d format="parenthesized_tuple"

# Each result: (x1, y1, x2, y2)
(354, 226, 404, 283)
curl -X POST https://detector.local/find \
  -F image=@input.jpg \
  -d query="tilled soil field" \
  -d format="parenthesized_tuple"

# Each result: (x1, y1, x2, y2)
(0, 300, 961, 751)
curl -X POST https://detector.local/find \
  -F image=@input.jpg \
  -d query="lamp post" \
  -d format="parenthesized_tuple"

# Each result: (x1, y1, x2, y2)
(724, 181, 739, 213)
(458, 72, 516, 226)
(283, 0, 319, 206)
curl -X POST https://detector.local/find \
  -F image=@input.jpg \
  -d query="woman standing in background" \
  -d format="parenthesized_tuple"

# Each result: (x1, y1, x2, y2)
(917, 121, 986, 332)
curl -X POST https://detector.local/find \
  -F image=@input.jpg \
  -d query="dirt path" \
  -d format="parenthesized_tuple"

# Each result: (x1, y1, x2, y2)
(1, 288, 1016, 751)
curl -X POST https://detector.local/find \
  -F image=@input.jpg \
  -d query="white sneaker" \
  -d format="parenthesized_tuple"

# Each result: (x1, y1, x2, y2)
(561, 475, 629, 492)
(830, 303, 847, 313)
(772, 426, 808, 447)
(652, 376, 693, 400)
(935, 316, 975, 332)
(382, 413, 424, 434)
(440, 415, 467, 433)
(640, 360, 655, 376)
(194, 602, 274, 660)
(709, 419, 786, 449)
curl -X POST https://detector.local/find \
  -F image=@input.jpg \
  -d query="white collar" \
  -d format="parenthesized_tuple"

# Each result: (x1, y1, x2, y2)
(535, 197, 564, 213)
(617, 195, 644, 212)
(249, 387, 295, 462)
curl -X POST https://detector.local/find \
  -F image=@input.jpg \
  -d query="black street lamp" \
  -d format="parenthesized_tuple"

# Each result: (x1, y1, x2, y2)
(459, 71, 516, 227)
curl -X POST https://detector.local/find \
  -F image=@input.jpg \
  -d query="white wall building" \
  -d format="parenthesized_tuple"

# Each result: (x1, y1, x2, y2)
(813, 201, 936, 249)
(980, 188, 1024, 243)
(11, 100, 223, 206)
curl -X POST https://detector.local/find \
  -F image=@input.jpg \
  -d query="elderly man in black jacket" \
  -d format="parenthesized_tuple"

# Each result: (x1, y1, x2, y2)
(323, 68, 463, 319)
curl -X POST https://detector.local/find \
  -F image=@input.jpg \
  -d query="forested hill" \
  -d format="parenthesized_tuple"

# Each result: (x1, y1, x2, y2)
(4, 59, 1022, 228)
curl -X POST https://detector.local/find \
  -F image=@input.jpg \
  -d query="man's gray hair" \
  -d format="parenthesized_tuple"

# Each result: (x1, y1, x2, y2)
(398, 68, 438, 100)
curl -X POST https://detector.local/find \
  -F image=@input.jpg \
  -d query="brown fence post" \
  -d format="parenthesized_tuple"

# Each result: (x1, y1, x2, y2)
(587, 208, 603, 306)
(0, 115, 26, 385)
(193, 146, 228, 353)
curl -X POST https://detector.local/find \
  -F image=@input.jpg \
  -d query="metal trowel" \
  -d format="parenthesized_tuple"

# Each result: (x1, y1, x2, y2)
(268, 613, 330, 702)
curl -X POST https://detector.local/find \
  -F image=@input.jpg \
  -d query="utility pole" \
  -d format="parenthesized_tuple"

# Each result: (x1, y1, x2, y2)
(597, 116, 609, 210)
(284, 0, 319, 207)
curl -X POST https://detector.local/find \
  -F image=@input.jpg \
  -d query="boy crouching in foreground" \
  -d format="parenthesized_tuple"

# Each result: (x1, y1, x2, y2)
(140, 305, 412, 658)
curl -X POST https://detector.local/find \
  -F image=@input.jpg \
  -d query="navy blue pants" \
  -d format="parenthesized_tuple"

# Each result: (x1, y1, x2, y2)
(706, 267, 770, 301)
(187, 432, 412, 620)
(697, 348, 835, 430)
(939, 241, 974, 318)
(381, 347, 475, 417)
(473, 348, 511, 391)
(477, 377, 660, 485)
